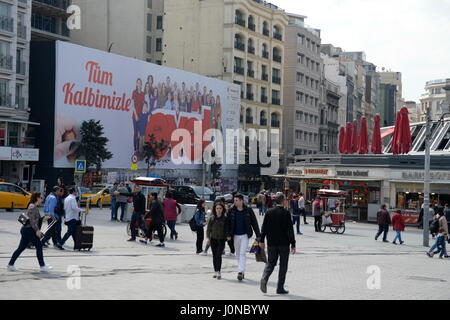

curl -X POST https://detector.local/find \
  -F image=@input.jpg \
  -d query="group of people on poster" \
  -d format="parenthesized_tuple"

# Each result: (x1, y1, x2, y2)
(131, 75, 223, 158)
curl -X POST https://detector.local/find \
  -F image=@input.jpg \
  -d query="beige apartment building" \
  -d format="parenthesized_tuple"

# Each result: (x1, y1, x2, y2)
(283, 13, 322, 162)
(71, 0, 164, 63)
(419, 79, 450, 121)
(379, 71, 404, 113)
(163, 0, 287, 185)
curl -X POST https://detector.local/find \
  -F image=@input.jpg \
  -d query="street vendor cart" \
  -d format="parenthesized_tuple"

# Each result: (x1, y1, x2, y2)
(318, 189, 347, 234)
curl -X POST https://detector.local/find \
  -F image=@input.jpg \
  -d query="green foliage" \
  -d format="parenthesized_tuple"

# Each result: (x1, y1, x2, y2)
(76, 120, 113, 171)
(142, 134, 170, 176)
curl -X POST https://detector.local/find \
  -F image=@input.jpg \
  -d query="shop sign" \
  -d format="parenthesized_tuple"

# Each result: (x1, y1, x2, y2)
(402, 171, 450, 181)
(287, 167, 304, 176)
(304, 169, 329, 175)
(336, 170, 369, 177)
(11, 148, 39, 161)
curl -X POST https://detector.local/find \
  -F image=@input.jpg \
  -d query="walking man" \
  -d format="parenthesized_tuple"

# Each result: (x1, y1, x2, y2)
(116, 182, 129, 222)
(164, 192, 182, 240)
(227, 193, 261, 281)
(375, 204, 391, 243)
(257, 191, 266, 216)
(259, 193, 296, 295)
(444, 204, 450, 243)
(312, 196, 323, 232)
(146, 193, 166, 247)
(110, 182, 119, 221)
(42, 186, 64, 249)
(58, 188, 85, 250)
(290, 194, 302, 235)
(116, 185, 146, 242)
(298, 192, 308, 224)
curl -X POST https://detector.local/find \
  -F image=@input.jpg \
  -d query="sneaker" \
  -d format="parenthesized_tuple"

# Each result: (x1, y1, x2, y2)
(202, 251, 208, 256)
(42, 244, 49, 249)
(139, 239, 148, 245)
(237, 273, 244, 281)
(127, 238, 136, 242)
(40, 265, 53, 272)
(175, 233, 178, 240)
(375, 235, 379, 241)
(392, 241, 397, 245)
(6, 265, 17, 272)
(400, 241, 404, 245)
(228, 252, 235, 256)
(55, 244, 65, 250)
(383, 240, 389, 243)
(260, 278, 267, 293)
(156, 243, 165, 247)
(297, 232, 303, 235)
(213, 272, 218, 279)
(217, 273, 221, 280)
(426, 252, 433, 258)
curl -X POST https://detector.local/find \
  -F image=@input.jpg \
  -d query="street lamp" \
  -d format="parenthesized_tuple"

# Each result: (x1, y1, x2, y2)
(423, 110, 450, 246)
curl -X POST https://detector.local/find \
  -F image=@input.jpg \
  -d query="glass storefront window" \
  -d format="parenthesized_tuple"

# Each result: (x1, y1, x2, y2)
(0, 122, 5, 146)
(7, 122, 19, 147)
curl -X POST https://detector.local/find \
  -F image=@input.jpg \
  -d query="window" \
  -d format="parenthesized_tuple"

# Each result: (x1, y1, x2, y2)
(0, 122, 5, 146)
(148, 0, 152, 8)
(304, 132, 307, 140)
(15, 84, 23, 109)
(8, 122, 18, 147)
(304, 112, 308, 123)
(296, 130, 302, 140)
(297, 72, 303, 83)
(306, 58, 309, 68)
(306, 38, 310, 48)
(156, 16, 163, 30)
(147, 14, 152, 31)
(146, 36, 152, 53)
(156, 38, 162, 51)
(156, 60, 162, 65)
(296, 111, 301, 120)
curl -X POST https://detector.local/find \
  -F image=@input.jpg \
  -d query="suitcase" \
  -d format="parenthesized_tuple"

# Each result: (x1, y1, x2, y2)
(74, 213, 94, 251)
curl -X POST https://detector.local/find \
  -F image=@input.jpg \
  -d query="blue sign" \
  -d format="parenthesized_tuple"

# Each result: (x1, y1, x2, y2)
(75, 160, 87, 173)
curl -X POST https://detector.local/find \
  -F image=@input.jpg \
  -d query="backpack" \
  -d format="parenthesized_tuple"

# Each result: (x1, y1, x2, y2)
(430, 218, 439, 233)
(189, 215, 198, 232)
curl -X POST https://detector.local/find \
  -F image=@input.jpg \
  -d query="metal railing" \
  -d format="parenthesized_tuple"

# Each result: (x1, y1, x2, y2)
(274, 33, 282, 41)
(246, 116, 254, 124)
(273, 55, 282, 63)
(234, 42, 245, 51)
(246, 93, 254, 101)
(235, 17, 246, 27)
(247, 69, 254, 78)
(271, 120, 280, 127)
(272, 76, 281, 84)
(17, 97, 26, 110)
(248, 23, 255, 31)
(272, 98, 280, 105)
(260, 118, 267, 126)
(248, 46, 255, 54)
(261, 96, 268, 103)
(34, 0, 70, 10)
(17, 23, 27, 39)
(262, 51, 269, 59)
(0, 54, 13, 70)
(262, 74, 268, 81)
(263, 29, 269, 36)
(16, 61, 26, 75)
(0, 16, 14, 33)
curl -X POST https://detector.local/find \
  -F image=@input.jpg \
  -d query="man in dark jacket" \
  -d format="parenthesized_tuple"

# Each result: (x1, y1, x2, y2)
(375, 204, 391, 242)
(116, 185, 146, 242)
(145, 192, 165, 247)
(227, 193, 261, 281)
(259, 193, 296, 295)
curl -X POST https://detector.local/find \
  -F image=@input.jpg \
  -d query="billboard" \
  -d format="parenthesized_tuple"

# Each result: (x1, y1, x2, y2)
(54, 41, 240, 170)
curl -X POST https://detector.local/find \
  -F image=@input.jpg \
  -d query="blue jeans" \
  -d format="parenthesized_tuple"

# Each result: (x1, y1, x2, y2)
(60, 219, 79, 246)
(41, 217, 62, 245)
(392, 230, 403, 243)
(9, 227, 45, 267)
(110, 199, 117, 220)
(167, 220, 177, 238)
(292, 215, 301, 233)
(117, 202, 127, 221)
(259, 205, 265, 215)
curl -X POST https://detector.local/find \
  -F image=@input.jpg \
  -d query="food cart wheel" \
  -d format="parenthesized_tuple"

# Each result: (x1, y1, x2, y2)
(337, 225, 346, 234)
(320, 225, 327, 232)
(330, 226, 339, 233)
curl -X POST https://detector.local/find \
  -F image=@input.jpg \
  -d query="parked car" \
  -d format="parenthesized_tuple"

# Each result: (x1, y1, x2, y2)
(171, 185, 215, 204)
(80, 187, 111, 207)
(215, 193, 249, 205)
(0, 182, 31, 211)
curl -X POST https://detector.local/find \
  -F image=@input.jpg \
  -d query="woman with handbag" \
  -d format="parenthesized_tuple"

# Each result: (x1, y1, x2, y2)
(7, 192, 53, 272)
(206, 202, 228, 279)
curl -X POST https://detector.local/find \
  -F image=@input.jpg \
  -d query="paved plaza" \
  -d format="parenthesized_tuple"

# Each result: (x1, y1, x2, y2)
(0, 207, 449, 300)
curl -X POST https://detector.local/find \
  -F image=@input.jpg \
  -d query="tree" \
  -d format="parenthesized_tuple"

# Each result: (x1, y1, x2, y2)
(76, 120, 113, 172)
(142, 134, 170, 176)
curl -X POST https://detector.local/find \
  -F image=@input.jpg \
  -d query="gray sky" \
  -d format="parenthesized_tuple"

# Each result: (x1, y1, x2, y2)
(275, 0, 450, 103)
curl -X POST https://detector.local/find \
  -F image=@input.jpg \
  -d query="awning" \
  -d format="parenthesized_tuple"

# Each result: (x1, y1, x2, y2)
(381, 127, 395, 138)
(0, 118, 40, 126)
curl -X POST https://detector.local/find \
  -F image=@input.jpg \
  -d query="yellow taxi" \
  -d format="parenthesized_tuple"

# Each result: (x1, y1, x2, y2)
(80, 187, 111, 207)
(0, 182, 32, 210)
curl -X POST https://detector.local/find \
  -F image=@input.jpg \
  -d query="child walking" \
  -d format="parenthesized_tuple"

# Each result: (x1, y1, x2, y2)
(427, 228, 447, 258)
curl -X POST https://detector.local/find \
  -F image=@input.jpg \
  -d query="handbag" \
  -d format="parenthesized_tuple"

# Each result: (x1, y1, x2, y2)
(249, 241, 260, 254)
(256, 247, 267, 263)
(18, 212, 29, 226)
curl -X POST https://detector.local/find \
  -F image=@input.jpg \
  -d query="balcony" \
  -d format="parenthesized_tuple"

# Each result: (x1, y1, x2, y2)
(248, 46, 255, 54)
(271, 120, 280, 128)
(272, 98, 280, 105)
(0, 93, 12, 107)
(263, 28, 269, 36)
(234, 42, 245, 51)
(246, 116, 253, 124)
(261, 96, 268, 103)
(273, 55, 282, 63)
(17, 97, 26, 110)
(248, 23, 255, 31)
(17, 23, 27, 40)
(0, 54, 13, 71)
(260, 118, 267, 126)
(16, 61, 26, 76)
(272, 76, 281, 84)
(262, 51, 269, 59)
(262, 74, 268, 81)
(34, 0, 71, 10)
(274, 33, 282, 41)
(0, 16, 14, 33)
(246, 93, 254, 101)
(235, 17, 246, 27)
(234, 66, 244, 75)
(247, 69, 254, 78)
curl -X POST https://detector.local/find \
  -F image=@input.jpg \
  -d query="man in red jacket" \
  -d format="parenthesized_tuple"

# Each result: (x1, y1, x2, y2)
(375, 204, 391, 243)
(392, 210, 405, 245)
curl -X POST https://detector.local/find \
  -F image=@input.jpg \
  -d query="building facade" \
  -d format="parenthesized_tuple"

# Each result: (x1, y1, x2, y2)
(322, 79, 340, 154)
(0, 0, 38, 187)
(163, 0, 287, 192)
(379, 71, 403, 113)
(419, 79, 450, 121)
(71, 0, 164, 63)
(378, 83, 397, 127)
(283, 13, 322, 164)
(31, 0, 71, 41)
(403, 101, 419, 123)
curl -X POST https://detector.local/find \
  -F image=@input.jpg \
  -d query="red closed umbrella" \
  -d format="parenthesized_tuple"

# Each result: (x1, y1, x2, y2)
(351, 120, 359, 153)
(392, 111, 401, 154)
(371, 114, 382, 154)
(398, 107, 412, 154)
(339, 127, 346, 154)
(358, 117, 369, 154)
(344, 122, 352, 154)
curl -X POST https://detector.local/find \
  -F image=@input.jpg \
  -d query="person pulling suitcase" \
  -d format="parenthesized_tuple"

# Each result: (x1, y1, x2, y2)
(57, 188, 86, 250)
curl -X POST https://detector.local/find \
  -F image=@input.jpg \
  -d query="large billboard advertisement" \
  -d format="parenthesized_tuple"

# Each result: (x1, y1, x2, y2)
(54, 41, 240, 171)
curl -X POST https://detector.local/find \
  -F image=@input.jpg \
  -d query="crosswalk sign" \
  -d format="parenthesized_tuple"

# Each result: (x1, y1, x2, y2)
(75, 160, 87, 173)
